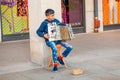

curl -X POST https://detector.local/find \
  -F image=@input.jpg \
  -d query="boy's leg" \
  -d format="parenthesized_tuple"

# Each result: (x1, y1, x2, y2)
(60, 42, 73, 57)
(46, 41, 58, 71)
(47, 41, 58, 63)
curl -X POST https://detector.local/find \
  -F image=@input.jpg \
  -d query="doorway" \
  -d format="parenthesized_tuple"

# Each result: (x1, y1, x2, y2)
(0, 0, 29, 41)
(61, 0, 85, 33)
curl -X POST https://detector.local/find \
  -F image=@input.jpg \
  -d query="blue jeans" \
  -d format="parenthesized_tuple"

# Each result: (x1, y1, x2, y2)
(46, 40, 73, 63)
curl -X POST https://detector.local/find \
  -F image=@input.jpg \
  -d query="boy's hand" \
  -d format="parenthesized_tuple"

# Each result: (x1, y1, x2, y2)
(44, 34, 50, 39)
(62, 40, 66, 42)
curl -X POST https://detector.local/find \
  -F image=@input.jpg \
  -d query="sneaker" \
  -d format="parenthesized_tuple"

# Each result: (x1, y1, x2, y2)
(58, 56, 64, 65)
(53, 66, 58, 72)
(53, 63, 58, 72)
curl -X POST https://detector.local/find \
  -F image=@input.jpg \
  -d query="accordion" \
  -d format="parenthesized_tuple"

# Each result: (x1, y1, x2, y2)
(48, 23, 75, 41)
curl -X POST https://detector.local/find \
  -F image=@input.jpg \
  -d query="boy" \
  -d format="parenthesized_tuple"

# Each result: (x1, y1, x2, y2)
(36, 9, 73, 72)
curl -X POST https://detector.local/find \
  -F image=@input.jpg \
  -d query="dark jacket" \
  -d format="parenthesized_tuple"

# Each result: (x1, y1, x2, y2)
(36, 19, 65, 42)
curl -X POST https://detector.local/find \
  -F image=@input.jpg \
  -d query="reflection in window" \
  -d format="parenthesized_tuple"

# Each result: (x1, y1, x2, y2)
(61, 0, 83, 28)
(17, 0, 28, 16)
(103, 0, 120, 25)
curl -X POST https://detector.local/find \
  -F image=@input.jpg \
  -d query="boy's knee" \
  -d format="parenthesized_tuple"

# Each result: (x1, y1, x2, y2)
(68, 46, 73, 51)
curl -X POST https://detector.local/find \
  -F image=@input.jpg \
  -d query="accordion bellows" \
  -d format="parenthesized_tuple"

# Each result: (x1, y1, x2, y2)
(60, 27, 71, 40)
(48, 23, 75, 41)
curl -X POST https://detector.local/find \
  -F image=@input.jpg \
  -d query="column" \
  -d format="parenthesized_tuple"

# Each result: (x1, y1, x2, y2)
(85, 0, 103, 33)
(28, 0, 62, 67)
(85, 0, 94, 33)
(94, 0, 103, 32)
(98, 0, 103, 32)
(94, 0, 98, 17)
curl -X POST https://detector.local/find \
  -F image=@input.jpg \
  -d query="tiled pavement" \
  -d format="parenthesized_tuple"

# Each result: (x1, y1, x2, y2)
(0, 30, 120, 80)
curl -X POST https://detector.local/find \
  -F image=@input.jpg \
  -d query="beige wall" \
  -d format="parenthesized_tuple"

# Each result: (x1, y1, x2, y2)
(85, 0, 94, 33)
(28, 0, 62, 66)
(98, 0, 103, 32)
(85, 0, 103, 33)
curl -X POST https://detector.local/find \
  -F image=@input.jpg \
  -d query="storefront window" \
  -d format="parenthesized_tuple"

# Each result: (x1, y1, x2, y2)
(1, 0, 29, 41)
(17, 0, 28, 16)
(61, 0, 83, 28)
(103, 0, 120, 25)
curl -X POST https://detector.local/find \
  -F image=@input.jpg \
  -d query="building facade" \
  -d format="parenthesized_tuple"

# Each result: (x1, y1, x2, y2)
(0, 0, 120, 66)
(28, 0, 103, 66)
(0, 0, 104, 42)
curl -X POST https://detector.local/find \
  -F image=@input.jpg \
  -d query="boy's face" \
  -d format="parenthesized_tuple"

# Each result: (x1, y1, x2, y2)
(46, 14, 55, 21)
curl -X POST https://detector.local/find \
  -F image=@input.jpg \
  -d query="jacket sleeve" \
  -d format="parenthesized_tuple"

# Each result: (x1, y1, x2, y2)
(58, 23, 66, 26)
(55, 19, 66, 26)
(36, 22, 46, 37)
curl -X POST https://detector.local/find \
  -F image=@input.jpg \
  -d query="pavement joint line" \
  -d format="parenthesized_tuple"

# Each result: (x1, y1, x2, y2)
(75, 29, 120, 36)
(0, 39, 30, 44)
